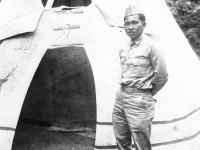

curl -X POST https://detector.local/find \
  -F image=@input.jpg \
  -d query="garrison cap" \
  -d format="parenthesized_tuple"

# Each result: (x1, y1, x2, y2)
(124, 5, 144, 19)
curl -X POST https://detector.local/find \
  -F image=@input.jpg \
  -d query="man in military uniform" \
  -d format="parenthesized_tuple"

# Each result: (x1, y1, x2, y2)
(112, 5, 168, 150)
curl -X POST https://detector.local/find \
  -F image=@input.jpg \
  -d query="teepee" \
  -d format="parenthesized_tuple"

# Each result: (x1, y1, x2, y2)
(0, 0, 200, 150)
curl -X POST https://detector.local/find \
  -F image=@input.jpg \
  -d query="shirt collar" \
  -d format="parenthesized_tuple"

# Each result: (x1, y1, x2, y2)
(129, 33, 144, 46)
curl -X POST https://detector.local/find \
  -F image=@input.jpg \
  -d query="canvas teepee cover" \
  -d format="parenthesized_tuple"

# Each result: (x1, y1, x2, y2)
(1, 0, 200, 150)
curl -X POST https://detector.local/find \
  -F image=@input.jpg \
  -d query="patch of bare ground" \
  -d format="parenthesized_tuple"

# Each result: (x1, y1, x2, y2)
(12, 119, 96, 150)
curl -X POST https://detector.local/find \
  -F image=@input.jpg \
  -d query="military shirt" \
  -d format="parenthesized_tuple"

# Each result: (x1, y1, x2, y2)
(119, 34, 168, 96)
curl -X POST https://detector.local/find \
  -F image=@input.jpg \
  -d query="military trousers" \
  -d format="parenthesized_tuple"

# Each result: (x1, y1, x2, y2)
(112, 88, 155, 150)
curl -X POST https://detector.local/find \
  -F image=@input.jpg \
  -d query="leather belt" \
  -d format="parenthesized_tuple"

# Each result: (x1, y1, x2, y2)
(121, 85, 151, 94)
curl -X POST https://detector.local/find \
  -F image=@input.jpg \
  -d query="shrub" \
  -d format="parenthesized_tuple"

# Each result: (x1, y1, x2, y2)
(165, 0, 200, 58)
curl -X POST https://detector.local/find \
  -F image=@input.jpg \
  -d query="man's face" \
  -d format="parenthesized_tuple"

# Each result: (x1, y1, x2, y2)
(124, 15, 146, 41)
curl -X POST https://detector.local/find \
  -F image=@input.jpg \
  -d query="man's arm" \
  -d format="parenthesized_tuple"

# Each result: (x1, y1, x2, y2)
(150, 44, 168, 96)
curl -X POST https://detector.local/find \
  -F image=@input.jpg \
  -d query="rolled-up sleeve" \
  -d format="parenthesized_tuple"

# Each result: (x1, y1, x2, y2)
(150, 44, 168, 96)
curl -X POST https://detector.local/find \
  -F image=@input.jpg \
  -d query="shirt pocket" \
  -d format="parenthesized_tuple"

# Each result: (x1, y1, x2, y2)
(127, 57, 150, 66)
(124, 58, 151, 78)
(137, 58, 150, 67)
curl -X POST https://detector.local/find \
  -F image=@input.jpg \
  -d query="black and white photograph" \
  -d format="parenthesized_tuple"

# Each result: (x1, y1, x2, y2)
(0, 0, 200, 150)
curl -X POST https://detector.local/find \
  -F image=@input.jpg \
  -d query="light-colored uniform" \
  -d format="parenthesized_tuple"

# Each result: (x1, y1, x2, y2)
(112, 34, 168, 150)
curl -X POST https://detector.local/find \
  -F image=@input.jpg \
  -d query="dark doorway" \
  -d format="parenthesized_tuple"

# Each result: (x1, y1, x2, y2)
(12, 47, 96, 150)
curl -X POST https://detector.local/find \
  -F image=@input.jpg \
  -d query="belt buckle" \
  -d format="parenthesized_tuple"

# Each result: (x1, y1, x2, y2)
(121, 86, 132, 93)
(121, 85, 127, 92)
(121, 86, 125, 91)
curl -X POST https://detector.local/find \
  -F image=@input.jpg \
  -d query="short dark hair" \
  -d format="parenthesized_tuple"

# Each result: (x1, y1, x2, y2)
(138, 13, 145, 22)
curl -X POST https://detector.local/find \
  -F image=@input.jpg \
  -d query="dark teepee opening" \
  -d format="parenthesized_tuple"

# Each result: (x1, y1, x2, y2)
(12, 47, 96, 150)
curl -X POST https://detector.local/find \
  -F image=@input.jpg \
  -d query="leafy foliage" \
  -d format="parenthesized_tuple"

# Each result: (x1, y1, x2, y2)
(165, 0, 200, 58)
